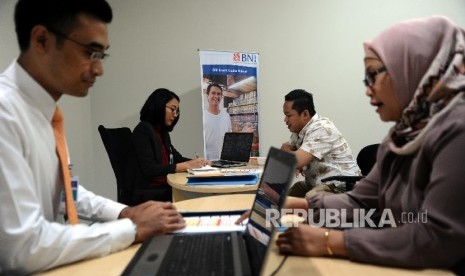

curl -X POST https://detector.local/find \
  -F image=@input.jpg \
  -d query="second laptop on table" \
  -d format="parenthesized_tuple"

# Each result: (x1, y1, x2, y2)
(210, 132, 254, 168)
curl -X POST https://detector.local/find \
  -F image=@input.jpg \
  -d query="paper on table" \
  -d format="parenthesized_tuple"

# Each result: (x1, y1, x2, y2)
(189, 165, 218, 172)
(187, 165, 222, 176)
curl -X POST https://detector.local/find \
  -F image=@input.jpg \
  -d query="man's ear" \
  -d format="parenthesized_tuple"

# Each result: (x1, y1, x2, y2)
(302, 109, 311, 119)
(30, 25, 53, 53)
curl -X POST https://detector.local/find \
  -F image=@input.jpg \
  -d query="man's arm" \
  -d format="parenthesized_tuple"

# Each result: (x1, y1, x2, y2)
(292, 148, 314, 169)
(281, 142, 314, 169)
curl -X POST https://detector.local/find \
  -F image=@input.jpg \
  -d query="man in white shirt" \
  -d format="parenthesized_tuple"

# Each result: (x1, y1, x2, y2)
(0, 0, 185, 274)
(203, 83, 232, 160)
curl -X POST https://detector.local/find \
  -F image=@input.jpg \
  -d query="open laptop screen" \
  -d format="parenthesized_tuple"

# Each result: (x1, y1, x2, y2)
(220, 132, 254, 162)
(244, 147, 297, 275)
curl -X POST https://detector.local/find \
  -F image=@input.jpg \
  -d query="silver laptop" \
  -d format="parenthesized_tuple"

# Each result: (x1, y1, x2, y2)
(210, 132, 254, 168)
(122, 147, 297, 276)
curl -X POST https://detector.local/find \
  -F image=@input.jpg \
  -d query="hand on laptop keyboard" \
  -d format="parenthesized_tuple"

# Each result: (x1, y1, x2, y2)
(119, 201, 186, 242)
(235, 210, 251, 225)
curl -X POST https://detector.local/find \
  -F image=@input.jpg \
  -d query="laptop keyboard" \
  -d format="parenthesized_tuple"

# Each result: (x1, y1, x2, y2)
(158, 233, 235, 276)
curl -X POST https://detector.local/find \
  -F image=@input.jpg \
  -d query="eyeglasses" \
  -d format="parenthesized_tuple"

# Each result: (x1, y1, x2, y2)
(363, 66, 387, 87)
(165, 105, 180, 117)
(46, 26, 109, 61)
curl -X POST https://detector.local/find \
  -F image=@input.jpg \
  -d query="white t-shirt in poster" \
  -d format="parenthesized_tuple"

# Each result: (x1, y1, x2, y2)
(203, 109, 232, 160)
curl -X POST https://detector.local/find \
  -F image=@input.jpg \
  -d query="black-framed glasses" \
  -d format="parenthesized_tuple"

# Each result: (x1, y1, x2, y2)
(46, 26, 109, 61)
(363, 66, 387, 87)
(165, 105, 180, 117)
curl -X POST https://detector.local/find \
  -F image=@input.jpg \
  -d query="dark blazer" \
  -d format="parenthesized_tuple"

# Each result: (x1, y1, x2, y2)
(126, 121, 190, 202)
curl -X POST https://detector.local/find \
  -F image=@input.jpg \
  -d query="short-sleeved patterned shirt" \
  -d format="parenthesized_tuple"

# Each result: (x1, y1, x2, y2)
(288, 113, 360, 188)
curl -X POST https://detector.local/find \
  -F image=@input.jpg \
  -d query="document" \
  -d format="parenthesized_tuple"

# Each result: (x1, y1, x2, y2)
(187, 165, 221, 176)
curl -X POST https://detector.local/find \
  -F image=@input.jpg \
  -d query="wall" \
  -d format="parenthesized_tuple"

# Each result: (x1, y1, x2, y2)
(1, 0, 464, 200)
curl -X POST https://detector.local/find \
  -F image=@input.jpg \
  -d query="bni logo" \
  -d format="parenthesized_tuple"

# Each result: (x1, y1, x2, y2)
(233, 52, 257, 63)
(233, 52, 241, 62)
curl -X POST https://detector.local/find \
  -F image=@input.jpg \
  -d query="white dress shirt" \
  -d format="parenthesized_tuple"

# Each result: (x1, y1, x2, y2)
(0, 61, 136, 274)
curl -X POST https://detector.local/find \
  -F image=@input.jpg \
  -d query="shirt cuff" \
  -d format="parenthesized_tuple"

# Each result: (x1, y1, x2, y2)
(98, 199, 128, 221)
(107, 218, 137, 253)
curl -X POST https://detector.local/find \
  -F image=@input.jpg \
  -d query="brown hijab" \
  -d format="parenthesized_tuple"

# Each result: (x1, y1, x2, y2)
(364, 16, 465, 154)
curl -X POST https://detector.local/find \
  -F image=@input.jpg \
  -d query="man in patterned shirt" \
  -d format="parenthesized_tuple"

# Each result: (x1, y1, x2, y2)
(281, 89, 360, 197)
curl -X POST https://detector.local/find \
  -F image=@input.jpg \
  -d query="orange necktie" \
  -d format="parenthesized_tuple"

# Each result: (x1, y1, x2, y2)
(52, 108, 78, 225)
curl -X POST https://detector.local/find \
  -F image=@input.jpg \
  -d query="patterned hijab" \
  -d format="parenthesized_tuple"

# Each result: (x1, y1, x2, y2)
(364, 16, 465, 154)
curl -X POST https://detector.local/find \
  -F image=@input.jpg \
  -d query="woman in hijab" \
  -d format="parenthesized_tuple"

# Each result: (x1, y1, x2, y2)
(128, 88, 207, 203)
(276, 16, 465, 272)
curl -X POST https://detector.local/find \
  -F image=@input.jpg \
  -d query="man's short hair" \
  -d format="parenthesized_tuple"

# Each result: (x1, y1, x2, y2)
(284, 89, 316, 116)
(14, 0, 113, 51)
(206, 83, 223, 95)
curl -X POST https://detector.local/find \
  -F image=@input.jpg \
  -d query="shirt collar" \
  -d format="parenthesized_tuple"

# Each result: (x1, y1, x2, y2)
(5, 60, 57, 122)
(298, 113, 319, 139)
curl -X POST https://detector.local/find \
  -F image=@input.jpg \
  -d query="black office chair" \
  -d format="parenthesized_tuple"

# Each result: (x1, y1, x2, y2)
(321, 143, 380, 191)
(98, 125, 135, 205)
(98, 125, 172, 206)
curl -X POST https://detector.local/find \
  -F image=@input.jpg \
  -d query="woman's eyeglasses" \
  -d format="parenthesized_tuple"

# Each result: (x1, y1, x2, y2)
(165, 105, 180, 117)
(363, 66, 387, 87)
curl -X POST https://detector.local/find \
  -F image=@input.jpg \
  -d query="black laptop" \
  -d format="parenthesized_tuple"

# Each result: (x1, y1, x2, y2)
(122, 147, 297, 276)
(210, 132, 254, 168)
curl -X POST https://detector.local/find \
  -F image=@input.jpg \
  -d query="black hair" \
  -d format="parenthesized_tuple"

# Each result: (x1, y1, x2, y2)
(140, 88, 180, 132)
(284, 89, 316, 116)
(206, 83, 222, 95)
(14, 0, 113, 51)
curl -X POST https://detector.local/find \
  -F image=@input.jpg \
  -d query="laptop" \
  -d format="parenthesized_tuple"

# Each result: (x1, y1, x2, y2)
(122, 147, 297, 276)
(210, 132, 254, 168)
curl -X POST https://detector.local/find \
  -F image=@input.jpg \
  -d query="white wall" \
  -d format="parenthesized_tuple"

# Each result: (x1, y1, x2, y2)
(1, 0, 465, 200)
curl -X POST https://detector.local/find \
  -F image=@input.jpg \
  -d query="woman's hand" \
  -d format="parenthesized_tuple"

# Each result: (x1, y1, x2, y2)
(276, 226, 347, 257)
(284, 196, 309, 209)
(187, 158, 207, 168)
(235, 210, 251, 225)
(176, 158, 208, 172)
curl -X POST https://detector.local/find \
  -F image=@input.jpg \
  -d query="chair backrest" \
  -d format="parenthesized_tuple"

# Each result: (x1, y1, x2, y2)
(356, 143, 380, 176)
(98, 125, 133, 205)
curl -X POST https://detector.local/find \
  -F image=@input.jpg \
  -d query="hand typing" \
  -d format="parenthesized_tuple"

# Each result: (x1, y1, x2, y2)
(119, 201, 185, 243)
(235, 210, 251, 225)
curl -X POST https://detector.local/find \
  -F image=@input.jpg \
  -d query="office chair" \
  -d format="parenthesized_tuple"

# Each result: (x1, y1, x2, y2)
(98, 125, 134, 205)
(321, 143, 380, 191)
(98, 125, 172, 206)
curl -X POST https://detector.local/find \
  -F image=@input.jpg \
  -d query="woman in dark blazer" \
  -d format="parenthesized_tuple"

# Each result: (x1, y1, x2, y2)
(129, 88, 206, 203)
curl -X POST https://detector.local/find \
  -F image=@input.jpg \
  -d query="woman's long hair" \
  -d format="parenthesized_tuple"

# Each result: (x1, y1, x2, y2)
(139, 88, 180, 132)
